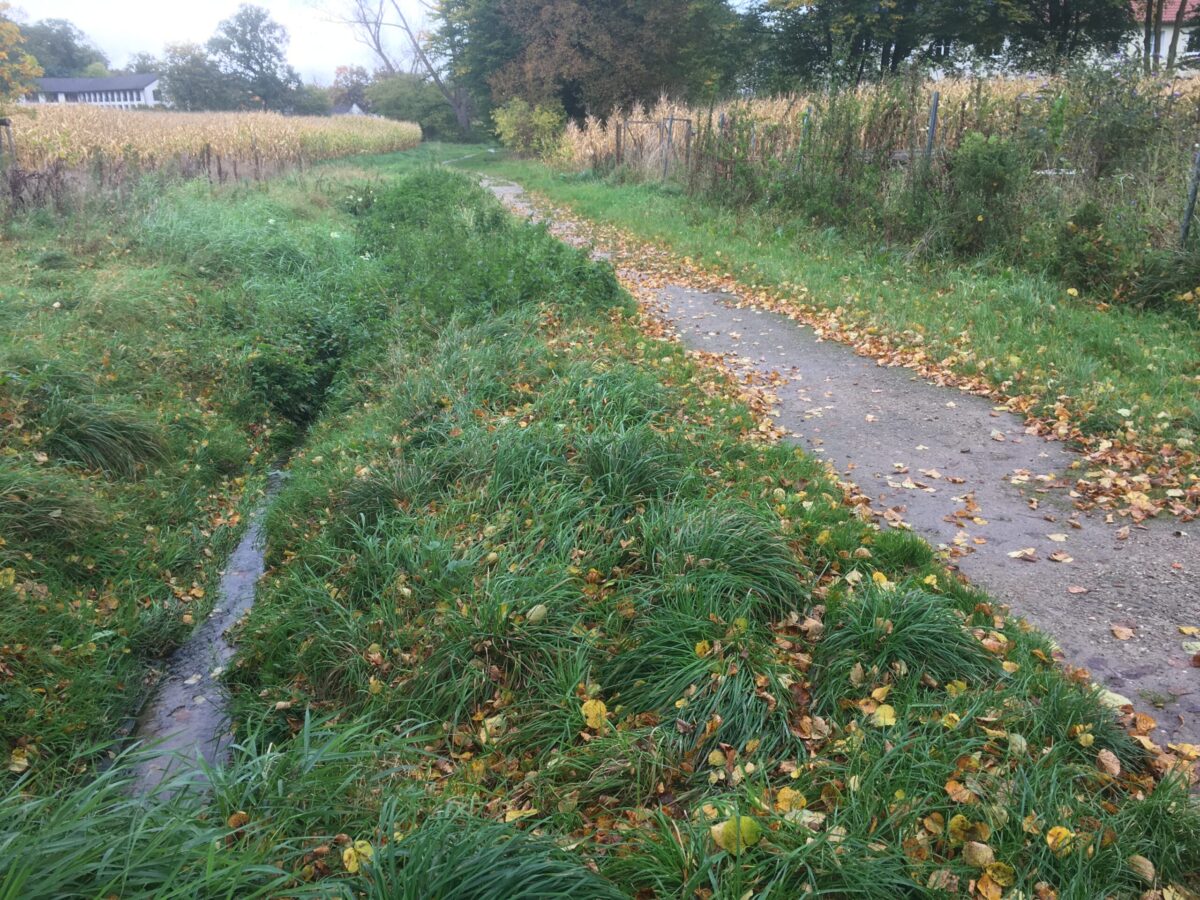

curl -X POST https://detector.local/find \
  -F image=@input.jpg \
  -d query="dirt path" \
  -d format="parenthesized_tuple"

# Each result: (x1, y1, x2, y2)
(482, 176, 1200, 749)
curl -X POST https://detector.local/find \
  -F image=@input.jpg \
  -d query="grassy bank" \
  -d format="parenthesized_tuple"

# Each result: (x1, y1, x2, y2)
(452, 152, 1200, 517)
(0, 169, 402, 786)
(2, 155, 1197, 896)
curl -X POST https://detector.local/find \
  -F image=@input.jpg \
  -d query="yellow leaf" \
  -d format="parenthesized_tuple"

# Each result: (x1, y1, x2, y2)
(923, 574, 938, 587)
(870, 685, 891, 702)
(342, 840, 373, 873)
(707, 749, 727, 767)
(695, 639, 712, 658)
(368, 676, 382, 695)
(946, 680, 967, 697)
(1046, 826, 1074, 856)
(1001, 660, 1020, 673)
(7, 748, 29, 774)
(943, 712, 961, 729)
(581, 698, 608, 731)
(985, 862, 1016, 887)
(872, 704, 896, 727)
(871, 571, 894, 590)
(504, 808, 539, 822)
(775, 786, 806, 813)
(710, 815, 761, 855)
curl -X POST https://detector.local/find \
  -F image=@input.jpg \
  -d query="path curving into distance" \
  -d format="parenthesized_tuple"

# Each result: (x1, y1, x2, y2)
(481, 176, 1199, 749)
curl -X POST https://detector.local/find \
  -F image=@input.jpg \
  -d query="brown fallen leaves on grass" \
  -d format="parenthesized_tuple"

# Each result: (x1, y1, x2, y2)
(507, 189, 1198, 522)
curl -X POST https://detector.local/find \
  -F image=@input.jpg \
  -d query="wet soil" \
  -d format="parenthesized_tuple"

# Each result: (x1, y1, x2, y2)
(482, 177, 1200, 748)
(130, 478, 277, 791)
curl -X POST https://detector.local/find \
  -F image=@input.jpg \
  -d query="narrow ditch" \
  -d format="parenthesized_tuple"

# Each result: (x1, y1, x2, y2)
(129, 470, 283, 793)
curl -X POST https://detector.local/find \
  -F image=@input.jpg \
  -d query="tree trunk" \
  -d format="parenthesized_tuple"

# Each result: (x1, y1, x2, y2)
(1168, 0, 1191, 70)
(386, 0, 471, 133)
(1145, 0, 1156, 73)
(1153, 0, 1166, 72)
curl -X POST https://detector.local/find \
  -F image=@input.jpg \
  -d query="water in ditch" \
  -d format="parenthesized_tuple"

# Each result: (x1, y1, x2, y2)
(129, 473, 281, 792)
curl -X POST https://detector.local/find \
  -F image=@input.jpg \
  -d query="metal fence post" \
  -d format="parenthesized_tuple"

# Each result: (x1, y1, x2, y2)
(663, 116, 675, 179)
(925, 90, 940, 163)
(1181, 144, 1200, 247)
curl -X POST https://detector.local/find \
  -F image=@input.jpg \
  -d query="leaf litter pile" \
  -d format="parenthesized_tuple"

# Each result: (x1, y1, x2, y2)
(4, 167, 1196, 896)
(492, 185, 1198, 525)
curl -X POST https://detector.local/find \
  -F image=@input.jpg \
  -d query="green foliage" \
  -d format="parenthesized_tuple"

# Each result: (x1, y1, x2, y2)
(492, 98, 565, 158)
(207, 3, 301, 112)
(17, 17, 107, 78)
(367, 74, 462, 139)
(945, 131, 1025, 254)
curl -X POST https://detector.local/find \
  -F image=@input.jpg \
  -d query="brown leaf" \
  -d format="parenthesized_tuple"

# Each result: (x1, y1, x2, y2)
(1111, 625, 1135, 641)
(962, 841, 995, 867)
(1097, 748, 1121, 777)
(1128, 854, 1155, 884)
(1067, 585, 1089, 594)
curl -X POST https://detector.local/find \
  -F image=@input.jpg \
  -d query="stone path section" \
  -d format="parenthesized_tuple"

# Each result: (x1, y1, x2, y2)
(482, 176, 1200, 748)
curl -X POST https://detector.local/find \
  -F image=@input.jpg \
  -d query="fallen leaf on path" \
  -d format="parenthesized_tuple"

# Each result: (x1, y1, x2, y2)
(1067, 585, 1089, 594)
(1047, 533, 1068, 542)
(1111, 625, 1135, 641)
(990, 430, 1006, 442)
(1048, 551, 1074, 563)
(1007, 548, 1037, 561)
(1180, 626, 1200, 636)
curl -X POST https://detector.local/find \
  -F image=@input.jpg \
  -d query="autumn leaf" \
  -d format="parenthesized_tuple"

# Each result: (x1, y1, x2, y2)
(695, 639, 712, 658)
(342, 839, 373, 873)
(7, 748, 29, 774)
(962, 841, 995, 867)
(1096, 748, 1121, 777)
(872, 704, 897, 727)
(1045, 826, 1074, 856)
(710, 815, 762, 855)
(581, 698, 608, 731)
(226, 810, 250, 830)
(774, 786, 806, 813)
(945, 779, 976, 803)
(985, 862, 1016, 887)
(1111, 625, 1134, 641)
(1128, 854, 1155, 884)
(504, 808, 540, 822)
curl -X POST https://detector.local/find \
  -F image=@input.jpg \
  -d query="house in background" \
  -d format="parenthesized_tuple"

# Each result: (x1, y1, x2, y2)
(331, 102, 365, 116)
(1131, 0, 1199, 68)
(21, 74, 162, 109)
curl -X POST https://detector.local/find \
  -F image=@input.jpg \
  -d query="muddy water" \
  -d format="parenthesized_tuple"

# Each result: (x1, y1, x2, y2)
(131, 476, 279, 791)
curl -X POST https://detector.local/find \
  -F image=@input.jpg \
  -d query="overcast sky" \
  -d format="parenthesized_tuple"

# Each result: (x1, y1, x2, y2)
(14, 0, 426, 83)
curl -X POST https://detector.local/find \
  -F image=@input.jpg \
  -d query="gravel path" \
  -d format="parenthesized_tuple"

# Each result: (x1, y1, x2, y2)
(482, 177, 1200, 748)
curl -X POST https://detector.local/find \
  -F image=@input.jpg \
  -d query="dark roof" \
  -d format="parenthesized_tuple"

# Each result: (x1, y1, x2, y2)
(35, 74, 159, 93)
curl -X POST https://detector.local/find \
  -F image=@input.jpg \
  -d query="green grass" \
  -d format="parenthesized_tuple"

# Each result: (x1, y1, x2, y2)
(1, 150, 1196, 897)
(448, 151, 1200, 465)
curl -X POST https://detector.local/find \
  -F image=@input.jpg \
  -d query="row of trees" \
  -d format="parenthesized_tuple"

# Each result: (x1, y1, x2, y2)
(338, 0, 1196, 133)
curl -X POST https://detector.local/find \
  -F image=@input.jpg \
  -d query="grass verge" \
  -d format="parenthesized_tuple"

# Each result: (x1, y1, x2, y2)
(447, 150, 1200, 518)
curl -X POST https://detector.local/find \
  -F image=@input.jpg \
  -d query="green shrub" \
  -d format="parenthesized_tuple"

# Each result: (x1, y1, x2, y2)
(493, 98, 566, 159)
(945, 131, 1025, 254)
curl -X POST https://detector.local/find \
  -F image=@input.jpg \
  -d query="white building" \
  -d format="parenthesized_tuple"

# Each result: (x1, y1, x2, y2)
(22, 74, 162, 109)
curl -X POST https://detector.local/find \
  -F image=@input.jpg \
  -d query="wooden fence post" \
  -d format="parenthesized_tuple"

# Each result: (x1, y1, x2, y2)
(615, 120, 623, 166)
(1180, 145, 1200, 247)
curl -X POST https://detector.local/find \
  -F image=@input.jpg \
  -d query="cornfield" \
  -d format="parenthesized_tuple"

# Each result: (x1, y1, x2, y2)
(561, 73, 1200, 179)
(10, 106, 422, 183)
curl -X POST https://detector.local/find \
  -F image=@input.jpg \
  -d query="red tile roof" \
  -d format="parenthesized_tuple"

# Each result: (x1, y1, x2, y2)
(1133, 0, 1189, 20)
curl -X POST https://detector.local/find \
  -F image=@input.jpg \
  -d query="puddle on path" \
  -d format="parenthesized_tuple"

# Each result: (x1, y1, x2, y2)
(130, 474, 280, 792)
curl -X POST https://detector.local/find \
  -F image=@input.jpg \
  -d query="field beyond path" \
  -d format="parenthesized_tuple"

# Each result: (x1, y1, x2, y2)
(482, 176, 1200, 748)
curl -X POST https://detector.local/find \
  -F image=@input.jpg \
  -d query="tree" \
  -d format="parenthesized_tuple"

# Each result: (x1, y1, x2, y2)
(160, 43, 243, 111)
(0, 5, 42, 107)
(19, 18, 107, 77)
(332, 64, 372, 110)
(207, 4, 300, 110)
(756, 0, 1132, 86)
(1004, 0, 1132, 69)
(338, 0, 474, 133)
(431, 0, 747, 119)
(122, 52, 160, 75)
(366, 73, 459, 135)
(292, 83, 333, 115)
